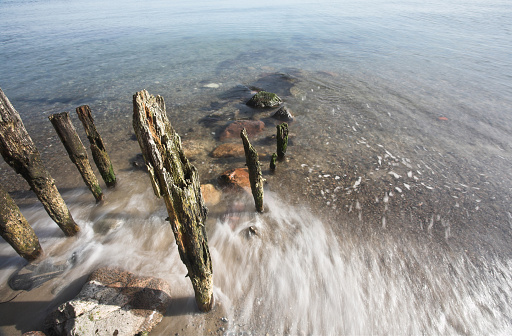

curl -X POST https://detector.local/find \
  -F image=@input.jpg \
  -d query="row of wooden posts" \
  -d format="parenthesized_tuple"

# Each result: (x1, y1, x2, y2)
(0, 88, 116, 261)
(0, 87, 288, 312)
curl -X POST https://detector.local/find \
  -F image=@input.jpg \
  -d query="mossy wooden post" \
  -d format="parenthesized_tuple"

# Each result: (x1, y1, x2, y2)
(0, 185, 42, 261)
(270, 153, 277, 172)
(49, 112, 104, 203)
(76, 105, 116, 188)
(277, 122, 289, 160)
(241, 128, 264, 212)
(132, 90, 213, 312)
(0, 88, 80, 236)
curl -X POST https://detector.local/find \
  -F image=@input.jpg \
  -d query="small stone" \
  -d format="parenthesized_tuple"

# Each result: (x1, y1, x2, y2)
(211, 143, 245, 158)
(218, 168, 250, 191)
(221, 317, 228, 323)
(219, 120, 264, 141)
(203, 83, 220, 88)
(246, 91, 282, 108)
(200, 184, 222, 206)
(271, 106, 294, 121)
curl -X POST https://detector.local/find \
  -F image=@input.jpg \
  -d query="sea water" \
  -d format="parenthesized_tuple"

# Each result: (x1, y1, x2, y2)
(1, 0, 512, 334)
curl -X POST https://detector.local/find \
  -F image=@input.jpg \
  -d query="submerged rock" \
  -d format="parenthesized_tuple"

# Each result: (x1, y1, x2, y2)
(211, 143, 245, 158)
(271, 106, 294, 121)
(45, 267, 171, 336)
(201, 184, 222, 206)
(246, 91, 282, 108)
(218, 168, 250, 191)
(219, 120, 264, 140)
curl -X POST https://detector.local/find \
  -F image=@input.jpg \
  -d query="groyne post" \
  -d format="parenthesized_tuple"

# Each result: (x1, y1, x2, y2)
(49, 112, 104, 203)
(76, 105, 116, 188)
(241, 128, 264, 212)
(0, 185, 42, 261)
(0, 88, 80, 236)
(270, 153, 277, 172)
(132, 90, 213, 312)
(277, 122, 289, 160)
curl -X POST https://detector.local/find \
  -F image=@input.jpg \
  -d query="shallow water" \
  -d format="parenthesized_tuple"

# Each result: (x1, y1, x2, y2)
(1, 0, 512, 334)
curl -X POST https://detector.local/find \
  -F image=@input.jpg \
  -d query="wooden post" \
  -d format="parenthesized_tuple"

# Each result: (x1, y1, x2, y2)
(49, 112, 104, 203)
(0, 88, 80, 236)
(76, 105, 116, 188)
(132, 90, 213, 312)
(270, 153, 277, 172)
(277, 122, 289, 159)
(0, 185, 42, 261)
(241, 128, 264, 212)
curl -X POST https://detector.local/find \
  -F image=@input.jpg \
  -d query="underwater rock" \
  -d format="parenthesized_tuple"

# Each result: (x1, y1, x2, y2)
(246, 91, 282, 108)
(218, 168, 251, 191)
(271, 106, 294, 121)
(182, 139, 207, 158)
(219, 120, 264, 141)
(201, 184, 222, 206)
(45, 267, 171, 336)
(211, 143, 245, 158)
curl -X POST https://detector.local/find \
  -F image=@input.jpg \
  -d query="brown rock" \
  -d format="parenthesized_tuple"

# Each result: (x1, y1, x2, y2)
(45, 267, 172, 336)
(201, 184, 222, 206)
(211, 143, 245, 158)
(218, 168, 250, 191)
(219, 120, 264, 140)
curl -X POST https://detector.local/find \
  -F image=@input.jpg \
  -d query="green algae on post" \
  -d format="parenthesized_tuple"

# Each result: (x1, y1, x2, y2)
(132, 89, 213, 312)
(76, 105, 117, 188)
(0, 185, 42, 261)
(0, 88, 80, 237)
(241, 128, 264, 212)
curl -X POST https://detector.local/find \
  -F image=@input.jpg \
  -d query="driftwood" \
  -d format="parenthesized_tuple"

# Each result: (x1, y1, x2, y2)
(132, 90, 213, 312)
(0, 88, 79, 236)
(76, 105, 116, 188)
(241, 128, 264, 212)
(0, 185, 42, 261)
(49, 112, 104, 203)
(277, 122, 289, 159)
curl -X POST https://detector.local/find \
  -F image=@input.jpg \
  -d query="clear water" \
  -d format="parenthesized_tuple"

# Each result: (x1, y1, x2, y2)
(1, 0, 512, 334)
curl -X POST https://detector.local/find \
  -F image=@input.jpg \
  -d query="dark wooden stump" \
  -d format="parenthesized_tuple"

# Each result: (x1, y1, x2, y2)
(76, 105, 116, 188)
(277, 122, 289, 159)
(0, 88, 79, 236)
(241, 128, 264, 212)
(0, 185, 42, 261)
(49, 112, 104, 203)
(270, 152, 278, 172)
(132, 90, 213, 312)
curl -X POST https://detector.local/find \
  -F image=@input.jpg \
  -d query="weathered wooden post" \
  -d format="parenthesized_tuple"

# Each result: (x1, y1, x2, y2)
(76, 105, 116, 188)
(270, 153, 277, 172)
(49, 112, 104, 203)
(277, 122, 288, 159)
(132, 90, 213, 312)
(0, 185, 42, 261)
(241, 128, 264, 212)
(0, 88, 80, 236)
